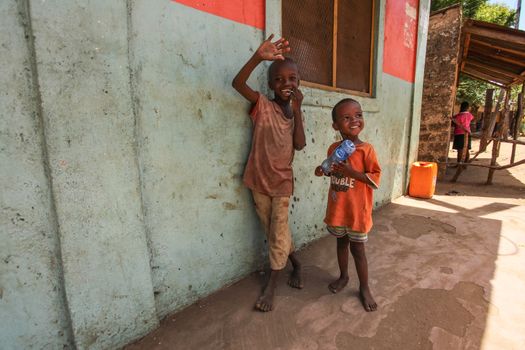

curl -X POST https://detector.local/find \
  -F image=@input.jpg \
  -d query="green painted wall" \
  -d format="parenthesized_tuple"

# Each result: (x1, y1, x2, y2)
(0, 0, 430, 348)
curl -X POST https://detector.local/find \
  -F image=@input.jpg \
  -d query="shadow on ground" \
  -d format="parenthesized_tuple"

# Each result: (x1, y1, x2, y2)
(127, 177, 525, 349)
(442, 137, 525, 199)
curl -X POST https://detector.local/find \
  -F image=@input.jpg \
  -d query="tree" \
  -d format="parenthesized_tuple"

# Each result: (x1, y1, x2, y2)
(474, 3, 517, 26)
(431, 0, 487, 18)
(431, 0, 516, 25)
(456, 76, 490, 108)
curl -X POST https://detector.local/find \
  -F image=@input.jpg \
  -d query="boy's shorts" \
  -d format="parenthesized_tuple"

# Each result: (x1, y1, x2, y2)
(252, 191, 294, 270)
(327, 226, 368, 243)
(452, 134, 471, 150)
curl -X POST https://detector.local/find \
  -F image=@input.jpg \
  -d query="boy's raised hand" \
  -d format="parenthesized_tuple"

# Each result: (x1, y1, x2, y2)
(256, 34, 290, 61)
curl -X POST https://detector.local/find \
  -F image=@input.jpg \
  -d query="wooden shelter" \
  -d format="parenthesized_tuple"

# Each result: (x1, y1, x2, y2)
(452, 19, 525, 184)
(460, 19, 525, 87)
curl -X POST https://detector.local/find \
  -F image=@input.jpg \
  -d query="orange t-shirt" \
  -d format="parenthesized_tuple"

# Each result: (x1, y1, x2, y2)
(243, 93, 295, 197)
(324, 142, 381, 233)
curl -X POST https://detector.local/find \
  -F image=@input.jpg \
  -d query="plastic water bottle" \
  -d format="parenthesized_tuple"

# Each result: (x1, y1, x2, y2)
(321, 140, 356, 174)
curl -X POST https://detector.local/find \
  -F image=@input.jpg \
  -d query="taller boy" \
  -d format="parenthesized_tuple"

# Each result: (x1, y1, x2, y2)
(232, 35, 306, 312)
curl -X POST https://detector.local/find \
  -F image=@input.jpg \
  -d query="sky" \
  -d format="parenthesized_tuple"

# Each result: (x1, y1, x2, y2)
(488, 0, 524, 29)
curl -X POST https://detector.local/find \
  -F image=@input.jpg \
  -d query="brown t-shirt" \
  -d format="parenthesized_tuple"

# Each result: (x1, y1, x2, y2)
(243, 93, 294, 197)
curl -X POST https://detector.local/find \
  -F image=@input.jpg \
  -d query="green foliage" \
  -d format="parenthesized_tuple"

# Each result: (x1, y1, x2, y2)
(456, 75, 491, 107)
(510, 85, 523, 104)
(431, 0, 487, 18)
(474, 3, 517, 26)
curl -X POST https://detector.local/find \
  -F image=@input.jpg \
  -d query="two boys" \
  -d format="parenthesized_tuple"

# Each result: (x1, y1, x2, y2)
(232, 36, 381, 312)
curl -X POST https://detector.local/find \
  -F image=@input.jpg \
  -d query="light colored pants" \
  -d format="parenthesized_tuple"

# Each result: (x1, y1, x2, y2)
(252, 191, 294, 270)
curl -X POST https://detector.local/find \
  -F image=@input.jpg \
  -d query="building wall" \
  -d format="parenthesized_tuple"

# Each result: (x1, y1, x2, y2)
(0, 0, 430, 348)
(418, 5, 462, 176)
(0, 1, 73, 348)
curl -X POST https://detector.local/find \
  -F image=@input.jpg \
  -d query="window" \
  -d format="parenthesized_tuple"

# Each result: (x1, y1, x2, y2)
(282, 0, 376, 96)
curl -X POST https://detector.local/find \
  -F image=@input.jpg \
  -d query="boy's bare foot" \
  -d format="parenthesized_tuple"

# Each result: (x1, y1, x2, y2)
(359, 286, 377, 312)
(255, 270, 278, 312)
(287, 266, 303, 289)
(328, 276, 349, 293)
(255, 287, 274, 312)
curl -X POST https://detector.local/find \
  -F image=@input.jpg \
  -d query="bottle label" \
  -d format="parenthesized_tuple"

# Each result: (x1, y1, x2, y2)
(340, 140, 356, 155)
(334, 148, 347, 161)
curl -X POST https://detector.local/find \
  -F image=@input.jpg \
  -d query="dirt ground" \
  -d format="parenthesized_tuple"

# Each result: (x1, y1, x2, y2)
(126, 139, 525, 350)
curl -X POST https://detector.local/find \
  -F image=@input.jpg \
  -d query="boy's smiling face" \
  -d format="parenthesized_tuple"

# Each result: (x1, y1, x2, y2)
(268, 60, 300, 101)
(333, 101, 364, 141)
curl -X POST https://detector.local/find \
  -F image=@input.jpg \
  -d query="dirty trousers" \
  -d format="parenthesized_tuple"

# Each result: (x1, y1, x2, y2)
(252, 191, 294, 270)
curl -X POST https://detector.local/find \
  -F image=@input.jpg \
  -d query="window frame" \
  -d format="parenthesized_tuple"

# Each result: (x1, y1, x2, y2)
(282, 0, 377, 98)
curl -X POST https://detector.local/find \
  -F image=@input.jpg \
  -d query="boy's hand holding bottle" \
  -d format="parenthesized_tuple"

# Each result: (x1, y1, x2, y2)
(315, 161, 354, 177)
(331, 161, 355, 177)
(315, 140, 356, 176)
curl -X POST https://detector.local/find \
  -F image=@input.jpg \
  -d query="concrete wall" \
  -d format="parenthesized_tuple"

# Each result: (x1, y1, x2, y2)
(0, 1, 73, 348)
(0, 0, 430, 348)
(418, 5, 462, 177)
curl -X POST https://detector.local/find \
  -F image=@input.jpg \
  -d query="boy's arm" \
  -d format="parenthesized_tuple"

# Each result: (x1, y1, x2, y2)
(291, 89, 306, 150)
(460, 125, 470, 134)
(456, 119, 470, 134)
(232, 34, 290, 104)
(451, 115, 470, 134)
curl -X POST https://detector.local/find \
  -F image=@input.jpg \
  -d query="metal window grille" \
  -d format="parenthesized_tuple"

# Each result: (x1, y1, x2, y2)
(282, 0, 375, 95)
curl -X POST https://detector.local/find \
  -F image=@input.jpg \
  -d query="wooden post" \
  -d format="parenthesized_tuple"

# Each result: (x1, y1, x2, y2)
(499, 88, 511, 141)
(486, 89, 507, 184)
(483, 89, 494, 130)
(511, 89, 523, 163)
(519, 83, 525, 134)
(487, 138, 499, 185)
(479, 89, 494, 152)
(497, 90, 511, 157)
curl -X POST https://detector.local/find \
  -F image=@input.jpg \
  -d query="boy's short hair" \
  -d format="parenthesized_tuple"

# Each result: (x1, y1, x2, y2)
(268, 57, 298, 81)
(331, 98, 360, 122)
(460, 101, 469, 112)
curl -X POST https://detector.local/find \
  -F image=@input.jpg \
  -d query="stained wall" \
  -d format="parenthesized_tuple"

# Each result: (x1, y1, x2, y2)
(419, 5, 462, 176)
(0, 0, 430, 348)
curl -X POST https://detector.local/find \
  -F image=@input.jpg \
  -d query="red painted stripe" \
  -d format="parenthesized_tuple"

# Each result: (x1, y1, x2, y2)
(383, 0, 419, 83)
(172, 0, 265, 29)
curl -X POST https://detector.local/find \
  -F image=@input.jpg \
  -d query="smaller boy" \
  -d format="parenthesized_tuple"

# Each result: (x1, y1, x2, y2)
(315, 99, 381, 312)
(232, 35, 306, 312)
(451, 101, 474, 166)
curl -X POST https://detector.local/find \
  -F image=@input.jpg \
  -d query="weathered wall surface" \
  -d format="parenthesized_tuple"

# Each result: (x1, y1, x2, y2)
(27, 1, 159, 348)
(0, 0, 430, 348)
(129, 0, 273, 316)
(0, 1, 72, 348)
(419, 5, 462, 176)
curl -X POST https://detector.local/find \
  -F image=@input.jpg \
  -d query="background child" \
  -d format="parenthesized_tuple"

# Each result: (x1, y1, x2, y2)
(451, 101, 474, 166)
(232, 35, 306, 312)
(315, 98, 381, 312)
